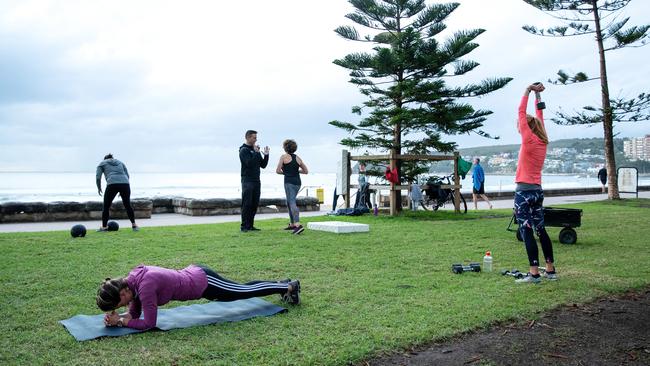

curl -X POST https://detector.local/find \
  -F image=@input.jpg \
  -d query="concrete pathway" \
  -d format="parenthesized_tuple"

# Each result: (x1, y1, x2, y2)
(468, 191, 649, 210)
(1, 191, 647, 233)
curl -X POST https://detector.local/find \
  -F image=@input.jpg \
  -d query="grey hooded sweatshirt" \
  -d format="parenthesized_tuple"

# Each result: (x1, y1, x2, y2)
(96, 158, 130, 190)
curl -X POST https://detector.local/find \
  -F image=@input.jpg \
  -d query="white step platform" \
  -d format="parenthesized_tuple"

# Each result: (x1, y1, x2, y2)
(307, 221, 369, 234)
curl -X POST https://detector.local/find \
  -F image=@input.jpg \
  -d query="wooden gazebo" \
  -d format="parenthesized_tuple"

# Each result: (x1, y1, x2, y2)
(339, 149, 462, 215)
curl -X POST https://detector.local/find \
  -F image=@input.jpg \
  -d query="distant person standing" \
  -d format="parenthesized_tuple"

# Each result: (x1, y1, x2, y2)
(275, 139, 308, 235)
(96, 154, 139, 232)
(513, 82, 557, 284)
(598, 166, 607, 193)
(357, 162, 373, 209)
(409, 182, 423, 211)
(471, 158, 492, 210)
(239, 130, 269, 232)
(358, 162, 367, 186)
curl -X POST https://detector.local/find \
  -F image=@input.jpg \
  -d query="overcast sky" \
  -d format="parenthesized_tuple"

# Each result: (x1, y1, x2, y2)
(1, 0, 648, 173)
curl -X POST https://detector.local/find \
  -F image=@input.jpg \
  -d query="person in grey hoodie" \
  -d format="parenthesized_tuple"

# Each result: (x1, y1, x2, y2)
(96, 153, 139, 231)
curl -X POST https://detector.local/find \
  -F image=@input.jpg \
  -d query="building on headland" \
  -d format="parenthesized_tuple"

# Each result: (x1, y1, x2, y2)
(624, 135, 650, 161)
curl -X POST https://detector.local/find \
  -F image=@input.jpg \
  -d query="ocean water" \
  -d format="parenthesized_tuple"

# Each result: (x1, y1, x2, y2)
(0, 172, 336, 203)
(0, 171, 647, 204)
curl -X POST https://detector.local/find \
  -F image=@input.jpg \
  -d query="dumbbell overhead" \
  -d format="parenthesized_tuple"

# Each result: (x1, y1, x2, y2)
(532, 82, 546, 110)
(451, 263, 481, 274)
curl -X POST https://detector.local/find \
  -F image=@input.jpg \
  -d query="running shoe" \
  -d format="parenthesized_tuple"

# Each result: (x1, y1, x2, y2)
(515, 273, 542, 284)
(543, 271, 558, 281)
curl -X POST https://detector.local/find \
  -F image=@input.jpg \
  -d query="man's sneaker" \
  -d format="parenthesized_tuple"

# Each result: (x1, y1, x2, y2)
(543, 271, 558, 281)
(515, 273, 542, 284)
(292, 226, 305, 235)
(96, 228, 109, 232)
(132, 226, 140, 232)
(284, 225, 294, 230)
(250, 227, 261, 231)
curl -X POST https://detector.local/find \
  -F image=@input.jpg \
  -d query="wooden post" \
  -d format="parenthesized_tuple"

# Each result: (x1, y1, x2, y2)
(453, 151, 460, 213)
(344, 150, 351, 208)
(389, 149, 397, 216)
(377, 190, 381, 210)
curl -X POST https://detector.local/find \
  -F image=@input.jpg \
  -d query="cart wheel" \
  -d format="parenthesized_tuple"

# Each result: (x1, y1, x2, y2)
(515, 229, 523, 242)
(559, 228, 577, 244)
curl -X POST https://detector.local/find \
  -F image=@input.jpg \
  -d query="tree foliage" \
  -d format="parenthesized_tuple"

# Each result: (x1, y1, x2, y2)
(553, 93, 650, 125)
(330, 0, 512, 183)
(522, 0, 650, 199)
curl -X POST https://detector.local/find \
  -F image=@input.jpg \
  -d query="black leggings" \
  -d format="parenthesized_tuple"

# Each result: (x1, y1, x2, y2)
(199, 266, 289, 302)
(102, 183, 135, 227)
(515, 190, 554, 267)
(521, 226, 554, 267)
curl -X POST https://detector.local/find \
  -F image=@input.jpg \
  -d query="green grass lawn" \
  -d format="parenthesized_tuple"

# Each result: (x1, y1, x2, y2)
(1, 199, 649, 365)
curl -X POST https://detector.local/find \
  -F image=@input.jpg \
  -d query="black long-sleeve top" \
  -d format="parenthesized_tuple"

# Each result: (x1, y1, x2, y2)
(239, 143, 269, 183)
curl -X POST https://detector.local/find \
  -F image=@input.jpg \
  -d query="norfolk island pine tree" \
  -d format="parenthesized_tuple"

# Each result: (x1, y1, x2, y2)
(522, 0, 650, 199)
(329, 0, 512, 211)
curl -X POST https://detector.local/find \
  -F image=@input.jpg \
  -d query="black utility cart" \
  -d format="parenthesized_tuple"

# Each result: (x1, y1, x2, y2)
(507, 207, 583, 244)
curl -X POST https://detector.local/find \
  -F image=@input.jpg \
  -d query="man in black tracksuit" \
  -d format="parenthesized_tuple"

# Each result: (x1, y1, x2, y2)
(239, 130, 269, 232)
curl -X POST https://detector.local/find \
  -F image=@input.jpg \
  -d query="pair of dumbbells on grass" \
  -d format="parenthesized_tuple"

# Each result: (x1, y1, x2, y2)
(501, 267, 546, 278)
(451, 263, 481, 274)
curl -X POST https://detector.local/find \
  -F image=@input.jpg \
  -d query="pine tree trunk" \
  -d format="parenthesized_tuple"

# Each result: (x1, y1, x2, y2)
(392, 122, 402, 214)
(393, 10, 403, 213)
(592, 0, 620, 199)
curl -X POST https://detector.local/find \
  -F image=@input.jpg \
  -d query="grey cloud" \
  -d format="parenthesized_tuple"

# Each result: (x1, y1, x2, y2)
(0, 34, 145, 105)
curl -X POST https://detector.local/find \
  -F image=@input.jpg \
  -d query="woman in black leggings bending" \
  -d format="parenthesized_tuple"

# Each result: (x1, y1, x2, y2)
(96, 153, 139, 231)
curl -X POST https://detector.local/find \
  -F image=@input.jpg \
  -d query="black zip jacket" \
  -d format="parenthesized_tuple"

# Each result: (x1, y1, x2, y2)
(239, 144, 269, 183)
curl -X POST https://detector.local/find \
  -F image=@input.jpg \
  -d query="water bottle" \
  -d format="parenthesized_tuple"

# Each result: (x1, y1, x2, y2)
(373, 204, 378, 216)
(483, 251, 493, 272)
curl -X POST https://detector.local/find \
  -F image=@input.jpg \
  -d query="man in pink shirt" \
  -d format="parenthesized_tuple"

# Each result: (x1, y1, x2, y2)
(513, 83, 557, 284)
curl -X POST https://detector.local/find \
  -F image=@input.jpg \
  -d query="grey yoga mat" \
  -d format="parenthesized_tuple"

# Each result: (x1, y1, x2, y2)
(60, 297, 287, 341)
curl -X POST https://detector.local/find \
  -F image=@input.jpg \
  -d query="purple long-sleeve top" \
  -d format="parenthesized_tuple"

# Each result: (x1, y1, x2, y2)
(125, 265, 208, 330)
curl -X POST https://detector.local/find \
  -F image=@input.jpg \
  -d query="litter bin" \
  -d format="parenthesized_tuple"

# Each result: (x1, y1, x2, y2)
(316, 188, 325, 204)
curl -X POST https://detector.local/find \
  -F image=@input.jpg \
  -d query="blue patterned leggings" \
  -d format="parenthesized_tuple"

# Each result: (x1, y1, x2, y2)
(514, 189, 554, 266)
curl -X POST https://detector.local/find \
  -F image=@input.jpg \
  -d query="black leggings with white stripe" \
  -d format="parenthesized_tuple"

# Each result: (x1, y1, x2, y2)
(198, 266, 289, 302)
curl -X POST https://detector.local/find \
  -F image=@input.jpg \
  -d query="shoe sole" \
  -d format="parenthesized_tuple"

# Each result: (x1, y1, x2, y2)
(515, 280, 541, 284)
